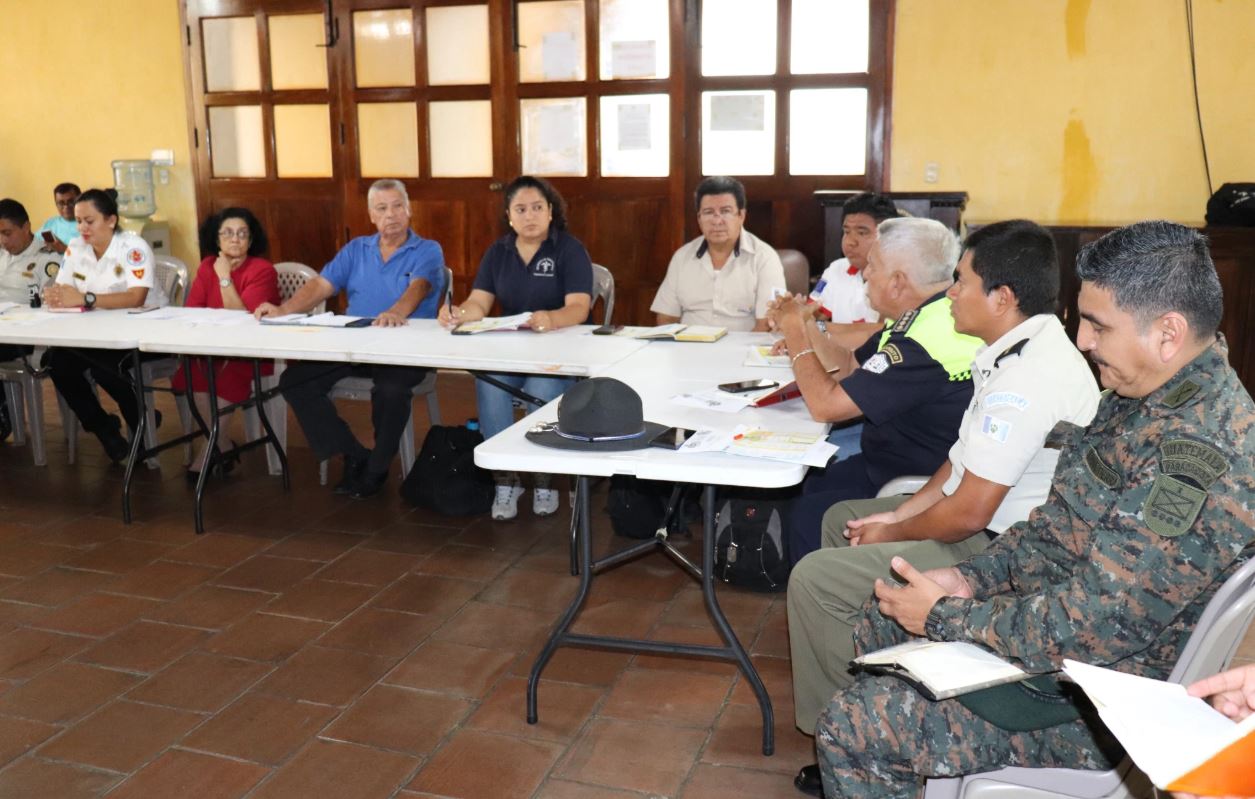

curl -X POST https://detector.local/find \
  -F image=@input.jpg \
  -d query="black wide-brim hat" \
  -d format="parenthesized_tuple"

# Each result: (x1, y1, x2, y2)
(525, 377, 667, 452)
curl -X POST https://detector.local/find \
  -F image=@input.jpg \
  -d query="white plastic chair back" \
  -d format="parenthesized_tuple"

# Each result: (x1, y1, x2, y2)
(274, 261, 324, 313)
(153, 255, 189, 307)
(591, 263, 615, 325)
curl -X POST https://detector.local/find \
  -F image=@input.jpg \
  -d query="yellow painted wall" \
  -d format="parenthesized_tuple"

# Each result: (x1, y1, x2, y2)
(890, 0, 1255, 226)
(0, 0, 198, 266)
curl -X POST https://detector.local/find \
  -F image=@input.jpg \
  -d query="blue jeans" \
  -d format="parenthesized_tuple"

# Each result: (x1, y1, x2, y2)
(827, 421, 864, 462)
(786, 454, 878, 568)
(476, 373, 575, 440)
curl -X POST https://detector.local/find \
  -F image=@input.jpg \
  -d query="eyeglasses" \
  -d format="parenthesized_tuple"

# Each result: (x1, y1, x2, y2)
(219, 229, 251, 240)
(698, 208, 739, 220)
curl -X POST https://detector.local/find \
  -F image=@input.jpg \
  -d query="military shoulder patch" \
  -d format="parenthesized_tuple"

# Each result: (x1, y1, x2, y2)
(1083, 446, 1121, 489)
(1159, 438, 1228, 489)
(882, 343, 904, 364)
(1161, 379, 1201, 409)
(891, 308, 918, 334)
(1144, 474, 1207, 538)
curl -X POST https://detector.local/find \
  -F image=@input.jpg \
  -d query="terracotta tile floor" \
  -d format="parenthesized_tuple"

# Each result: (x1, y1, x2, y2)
(2, 372, 1251, 798)
(0, 374, 801, 798)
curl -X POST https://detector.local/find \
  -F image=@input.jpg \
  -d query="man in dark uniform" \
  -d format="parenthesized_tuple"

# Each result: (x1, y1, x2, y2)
(771, 217, 983, 564)
(814, 221, 1255, 799)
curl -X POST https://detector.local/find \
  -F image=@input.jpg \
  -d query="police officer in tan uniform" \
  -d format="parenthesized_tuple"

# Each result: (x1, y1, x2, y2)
(813, 221, 1255, 798)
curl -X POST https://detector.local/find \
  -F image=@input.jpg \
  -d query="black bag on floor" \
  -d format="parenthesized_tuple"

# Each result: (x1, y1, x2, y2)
(607, 476, 701, 539)
(401, 425, 494, 516)
(714, 490, 792, 592)
(1206, 183, 1255, 227)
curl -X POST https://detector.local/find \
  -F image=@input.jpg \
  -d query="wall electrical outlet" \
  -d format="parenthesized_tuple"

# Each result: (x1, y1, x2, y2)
(924, 161, 940, 184)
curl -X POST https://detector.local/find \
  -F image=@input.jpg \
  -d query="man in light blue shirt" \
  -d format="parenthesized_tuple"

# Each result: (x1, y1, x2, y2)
(256, 179, 445, 499)
(37, 182, 80, 254)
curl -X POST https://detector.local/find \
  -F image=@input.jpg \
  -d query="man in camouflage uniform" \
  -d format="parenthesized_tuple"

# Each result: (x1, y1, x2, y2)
(814, 221, 1255, 799)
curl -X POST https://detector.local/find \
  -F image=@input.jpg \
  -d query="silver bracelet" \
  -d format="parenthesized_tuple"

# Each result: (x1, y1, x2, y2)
(791, 348, 816, 367)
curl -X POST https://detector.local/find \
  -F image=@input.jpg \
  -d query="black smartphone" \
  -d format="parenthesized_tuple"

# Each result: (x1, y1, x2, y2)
(592, 324, 622, 335)
(718, 378, 779, 394)
(41, 231, 55, 243)
(345, 317, 375, 328)
(649, 426, 697, 450)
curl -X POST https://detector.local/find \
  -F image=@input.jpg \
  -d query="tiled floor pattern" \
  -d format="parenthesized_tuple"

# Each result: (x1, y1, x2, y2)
(1, 372, 1252, 798)
(0, 373, 811, 798)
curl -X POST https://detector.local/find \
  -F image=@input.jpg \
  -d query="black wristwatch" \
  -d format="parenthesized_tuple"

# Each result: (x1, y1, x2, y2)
(83, 291, 97, 310)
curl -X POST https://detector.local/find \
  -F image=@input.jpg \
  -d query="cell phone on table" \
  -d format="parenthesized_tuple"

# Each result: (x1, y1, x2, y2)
(592, 324, 622, 335)
(41, 231, 55, 243)
(718, 378, 779, 394)
(346, 317, 375, 328)
(649, 426, 697, 450)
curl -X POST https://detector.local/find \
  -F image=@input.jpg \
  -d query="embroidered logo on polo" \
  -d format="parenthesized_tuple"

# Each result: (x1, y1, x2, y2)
(126, 248, 146, 266)
(1144, 438, 1229, 537)
(862, 353, 890, 374)
(1161, 379, 1201, 409)
(882, 343, 903, 365)
(45, 262, 58, 278)
(984, 392, 1030, 411)
(981, 414, 1012, 443)
(114, 265, 124, 277)
(533, 257, 556, 277)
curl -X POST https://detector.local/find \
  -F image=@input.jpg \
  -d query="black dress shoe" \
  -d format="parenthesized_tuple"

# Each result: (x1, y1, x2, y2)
(333, 454, 368, 495)
(95, 416, 131, 463)
(350, 470, 388, 500)
(794, 764, 824, 798)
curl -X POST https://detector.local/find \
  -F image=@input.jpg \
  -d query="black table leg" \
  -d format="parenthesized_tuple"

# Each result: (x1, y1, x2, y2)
(527, 477, 775, 756)
(192, 355, 221, 535)
(251, 359, 289, 490)
(121, 349, 145, 524)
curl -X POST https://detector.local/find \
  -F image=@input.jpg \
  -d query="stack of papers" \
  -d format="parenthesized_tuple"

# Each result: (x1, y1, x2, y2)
(453, 312, 533, 334)
(744, 344, 791, 368)
(1062, 660, 1255, 795)
(613, 324, 727, 343)
(676, 425, 836, 467)
(260, 312, 370, 328)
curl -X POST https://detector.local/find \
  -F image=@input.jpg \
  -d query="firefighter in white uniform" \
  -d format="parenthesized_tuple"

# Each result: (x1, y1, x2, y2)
(44, 189, 168, 462)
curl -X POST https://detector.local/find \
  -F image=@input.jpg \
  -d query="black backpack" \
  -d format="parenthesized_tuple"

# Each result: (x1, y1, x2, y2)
(1205, 183, 1255, 227)
(713, 491, 792, 592)
(606, 476, 702, 539)
(401, 425, 494, 516)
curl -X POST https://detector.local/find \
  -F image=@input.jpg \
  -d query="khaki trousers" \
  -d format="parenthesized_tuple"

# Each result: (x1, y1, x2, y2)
(787, 495, 993, 733)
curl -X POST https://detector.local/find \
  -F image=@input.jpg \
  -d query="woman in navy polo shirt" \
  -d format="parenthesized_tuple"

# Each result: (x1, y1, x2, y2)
(438, 176, 593, 520)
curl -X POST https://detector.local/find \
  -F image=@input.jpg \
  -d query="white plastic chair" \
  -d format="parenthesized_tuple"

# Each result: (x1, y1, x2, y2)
(0, 353, 48, 466)
(922, 555, 1255, 799)
(876, 475, 929, 498)
(240, 261, 324, 475)
(59, 255, 187, 468)
(313, 265, 452, 484)
(591, 263, 615, 325)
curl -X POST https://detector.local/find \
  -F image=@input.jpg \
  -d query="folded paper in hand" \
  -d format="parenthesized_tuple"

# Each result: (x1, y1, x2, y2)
(1062, 659, 1255, 796)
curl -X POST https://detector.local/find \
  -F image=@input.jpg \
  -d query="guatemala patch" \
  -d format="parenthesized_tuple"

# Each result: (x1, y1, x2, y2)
(862, 353, 890, 374)
(980, 414, 1011, 443)
(1143, 438, 1228, 537)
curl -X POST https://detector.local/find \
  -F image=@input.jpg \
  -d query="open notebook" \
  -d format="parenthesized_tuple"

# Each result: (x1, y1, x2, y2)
(852, 639, 1028, 700)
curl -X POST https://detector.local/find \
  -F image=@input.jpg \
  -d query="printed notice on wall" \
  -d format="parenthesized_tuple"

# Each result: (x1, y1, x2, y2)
(610, 40, 656, 79)
(542, 31, 579, 80)
(524, 100, 586, 175)
(709, 94, 766, 132)
(617, 104, 651, 151)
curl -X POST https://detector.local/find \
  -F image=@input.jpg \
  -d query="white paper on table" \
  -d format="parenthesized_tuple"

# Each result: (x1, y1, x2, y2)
(710, 94, 766, 132)
(0, 309, 53, 326)
(610, 40, 656, 79)
(617, 103, 652, 151)
(677, 428, 736, 454)
(726, 427, 837, 467)
(671, 388, 755, 414)
(0, 302, 21, 314)
(744, 344, 791, 368)
(542, 31, 579, 80)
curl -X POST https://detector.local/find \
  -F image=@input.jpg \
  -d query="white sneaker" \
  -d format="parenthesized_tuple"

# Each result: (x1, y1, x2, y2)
(491, 475, 524, 520)
(533, 487, 560, 517)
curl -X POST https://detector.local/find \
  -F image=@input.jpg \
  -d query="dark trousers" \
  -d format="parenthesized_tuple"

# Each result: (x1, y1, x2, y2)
(786, 454, 880, 567)
(280, 360, 429, 474)
(47, 347, 143, 433)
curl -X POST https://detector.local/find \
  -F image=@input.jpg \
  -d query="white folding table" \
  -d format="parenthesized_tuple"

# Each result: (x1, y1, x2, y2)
(476, 333, 827, 756)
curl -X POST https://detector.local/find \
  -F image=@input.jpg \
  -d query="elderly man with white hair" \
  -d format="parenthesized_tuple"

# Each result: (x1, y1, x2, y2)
(769, 217, 983, 565)
(256, 179, 445, 499)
